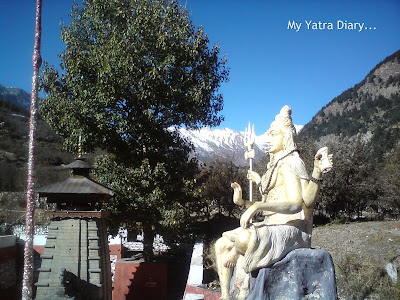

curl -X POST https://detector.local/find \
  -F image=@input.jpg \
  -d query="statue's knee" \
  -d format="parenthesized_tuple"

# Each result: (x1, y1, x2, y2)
(215, 236, 231, 254)
(235, 229, 250, 255)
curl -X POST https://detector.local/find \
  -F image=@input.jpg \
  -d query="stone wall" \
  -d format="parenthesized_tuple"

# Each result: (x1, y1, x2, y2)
(35, 218, 112, 300)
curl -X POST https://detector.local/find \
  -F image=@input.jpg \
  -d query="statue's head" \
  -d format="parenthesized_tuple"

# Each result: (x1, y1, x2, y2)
(267, 105, 297, 154)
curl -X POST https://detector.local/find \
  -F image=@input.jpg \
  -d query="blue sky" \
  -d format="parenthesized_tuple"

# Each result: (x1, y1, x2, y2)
(0, 0, 399, 135)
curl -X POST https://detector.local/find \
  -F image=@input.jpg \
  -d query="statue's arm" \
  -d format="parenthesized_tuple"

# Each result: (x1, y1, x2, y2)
(230, 171, 262, 208)
(303, 148, 333, 208)
(240, 170, 303, 228)
(231, 182, 257, 208)
(303, 166, 322, 208)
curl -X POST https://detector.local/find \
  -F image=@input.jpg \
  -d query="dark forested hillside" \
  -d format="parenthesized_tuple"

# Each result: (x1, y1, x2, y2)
(299, 50, 400, 162)
(297, 50, 400, 220)
(0, 96, 73, 191)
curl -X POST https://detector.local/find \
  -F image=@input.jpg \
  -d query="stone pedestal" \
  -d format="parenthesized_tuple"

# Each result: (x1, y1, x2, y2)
(246, 248, 338, 300)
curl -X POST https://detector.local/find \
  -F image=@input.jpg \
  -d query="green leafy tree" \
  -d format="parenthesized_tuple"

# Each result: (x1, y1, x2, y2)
(298, 139, 381, 221)
(315, 141, 379, 220)
(40, 0, 228, 259)
(200, 160, 247, 219)
(94, 151, 200, 257)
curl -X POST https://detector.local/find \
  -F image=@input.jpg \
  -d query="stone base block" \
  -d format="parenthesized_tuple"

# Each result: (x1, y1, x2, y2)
(247, 248, 338, 300)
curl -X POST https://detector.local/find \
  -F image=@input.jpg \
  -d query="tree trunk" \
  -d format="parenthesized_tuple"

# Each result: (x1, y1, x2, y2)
(143, 224, 155, 261)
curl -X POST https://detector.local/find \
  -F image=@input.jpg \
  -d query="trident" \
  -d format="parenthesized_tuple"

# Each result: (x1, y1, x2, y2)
(244, 122, 255, 202)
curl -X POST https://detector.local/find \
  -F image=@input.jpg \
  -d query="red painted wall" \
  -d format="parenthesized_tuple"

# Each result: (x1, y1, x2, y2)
(113, 261, 167, 300)
(33, 245, 45, 256)
(0, 245, 16, 264)
(0, 245, 18, 300)
(109, 244, 123, 260)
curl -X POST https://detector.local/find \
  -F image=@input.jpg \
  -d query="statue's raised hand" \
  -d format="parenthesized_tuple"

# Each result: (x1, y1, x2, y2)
(314, 147, 333, 174)
(231, 182, 244, 206)
(247, 170, 261, 185)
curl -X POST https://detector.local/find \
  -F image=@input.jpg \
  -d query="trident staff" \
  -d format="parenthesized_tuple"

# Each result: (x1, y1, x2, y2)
(244, 122, 255, 202)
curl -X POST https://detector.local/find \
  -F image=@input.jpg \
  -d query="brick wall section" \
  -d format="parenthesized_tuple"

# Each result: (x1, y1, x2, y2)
(0, 236, 17, 290)
(109, 244, 123, 260)
(113, 260, 167, 300)
(0, 255, 17, 289)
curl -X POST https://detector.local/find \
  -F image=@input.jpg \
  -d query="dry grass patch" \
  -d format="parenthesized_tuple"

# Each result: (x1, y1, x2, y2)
(312, 220, 400, 299)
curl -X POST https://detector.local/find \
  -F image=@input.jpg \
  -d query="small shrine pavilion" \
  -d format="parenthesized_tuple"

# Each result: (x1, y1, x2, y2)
(35, 157, 114, 300)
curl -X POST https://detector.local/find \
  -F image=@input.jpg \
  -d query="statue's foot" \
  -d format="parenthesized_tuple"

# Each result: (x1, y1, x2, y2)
(223, 250, 239, 268)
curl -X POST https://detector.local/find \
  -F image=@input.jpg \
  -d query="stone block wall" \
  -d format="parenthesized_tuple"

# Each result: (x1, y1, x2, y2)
(35, 218, 112, 300)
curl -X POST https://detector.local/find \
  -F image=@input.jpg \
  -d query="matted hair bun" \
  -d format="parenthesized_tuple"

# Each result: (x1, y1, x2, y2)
(275, 105, 292, 127)
(271, 105, 295, 132)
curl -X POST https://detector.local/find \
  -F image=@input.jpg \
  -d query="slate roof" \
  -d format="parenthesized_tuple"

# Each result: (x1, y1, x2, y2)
(36, 176, 115, 196)
(64, 158, 93, 170)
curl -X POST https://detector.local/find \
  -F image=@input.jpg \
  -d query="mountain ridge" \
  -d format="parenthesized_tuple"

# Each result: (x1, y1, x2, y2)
(0, 84, 31, 110)
(1, 49, 399, 167)
(299, 49, 400, 161)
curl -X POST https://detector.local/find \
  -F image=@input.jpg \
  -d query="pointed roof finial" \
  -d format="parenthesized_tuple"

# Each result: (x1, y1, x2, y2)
(78, 135, 82, 158)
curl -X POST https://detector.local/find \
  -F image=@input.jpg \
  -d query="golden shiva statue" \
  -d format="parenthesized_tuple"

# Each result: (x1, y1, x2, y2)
(215, 105, 333, 299)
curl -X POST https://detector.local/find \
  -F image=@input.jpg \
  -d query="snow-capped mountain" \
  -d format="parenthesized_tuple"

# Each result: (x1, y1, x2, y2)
(178, 125, 303, 166)
(0, 84, 31, 109)
(254, 124, 304, 151)
(179, 127, 263, 166)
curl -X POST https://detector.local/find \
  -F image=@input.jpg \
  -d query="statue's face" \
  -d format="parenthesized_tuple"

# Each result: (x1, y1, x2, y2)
(267, 127, 284, 154)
